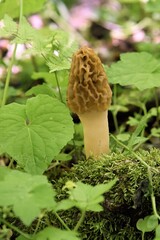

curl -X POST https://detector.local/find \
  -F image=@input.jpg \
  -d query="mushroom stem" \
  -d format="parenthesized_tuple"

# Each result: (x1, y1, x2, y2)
(79, 110, 109, 158)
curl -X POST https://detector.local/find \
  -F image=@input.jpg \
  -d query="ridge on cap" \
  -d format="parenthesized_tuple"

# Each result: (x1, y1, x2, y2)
(67, 46, 112, 114)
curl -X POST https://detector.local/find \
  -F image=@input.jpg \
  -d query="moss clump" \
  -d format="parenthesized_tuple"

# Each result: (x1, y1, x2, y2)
(52, 148, 160, 240)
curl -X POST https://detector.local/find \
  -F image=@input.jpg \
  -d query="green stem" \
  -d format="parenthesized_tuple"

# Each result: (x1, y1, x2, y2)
(47, 161, 60, 171)
(1, 0, 23, 107)
(113, 113, 119, 134)
(154, 88, 160, 127)
(54, 212, 70, 230)
(133, 138, 149, 151)
(141, 104, 147, 138)
(55, 71, 63, 103)
(113, 85, 119, 133)
(0, 217, 32, 240)
(31, 55, 39, 72)
(142, 231, 145, 240)
(33, 212, 45, 235)
(1, 44, 17, 107)
(147, 167, 160, 220)
(74, 210, 86, 232)
(8, 158, 14, 168)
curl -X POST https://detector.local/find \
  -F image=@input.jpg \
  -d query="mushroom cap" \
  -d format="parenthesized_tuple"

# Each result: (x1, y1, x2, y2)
(67, 46, 112, 114)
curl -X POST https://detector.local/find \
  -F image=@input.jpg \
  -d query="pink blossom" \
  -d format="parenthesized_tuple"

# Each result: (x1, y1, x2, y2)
(29, 15, 43, 29)
(132, 30, 146, 42)
(0, 20, 4, 29)
(70, 7, 96, 29)
(6, 44, 26, 59)
(0, 39, 9, 49)
(12, 65, 22, 74)
(0, 66, 5, 78)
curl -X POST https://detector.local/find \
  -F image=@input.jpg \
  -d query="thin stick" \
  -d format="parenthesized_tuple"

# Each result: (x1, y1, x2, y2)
(55, 71, 63, 103)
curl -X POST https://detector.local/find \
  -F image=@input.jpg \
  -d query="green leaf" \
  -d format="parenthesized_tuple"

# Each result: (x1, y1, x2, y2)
(27, 33, 53, 56)
(67, 179, 117, 212)
(46, 30, 78, 72)
(155, 225, 160, 240)
(148, 106, 160, 118)
(151, 128, 160, 138)
(0, 14, 17, 37)
(54, 153, 72, 161)
(127, 115, 148, 149)
(13, 16, 36, 44)
(136, 218, 146, 233)
(136, 215, 158, 233)
(31, 72, 54, 84)
(0, 166, 11, 180)
(110, 105, 128, 115)
(145, 0, 160, 12)
(16, 235, 30, 240)
(0, 15, 42, 46)
(34, 227, 80, 240)
(116, 133, 130, 142)
(0, 0, 46, 19)
(26, 84, 56, 98)
(31, 70, 69, 88)
(55, 199, 76, 211)
(108, 52, 160, 90)
(146, 215, 158, 231)
(127, 115, 141, 127)
(0, 95, 74, 174)
(47, 55, 70, 72)
(0, 167, 56, 225)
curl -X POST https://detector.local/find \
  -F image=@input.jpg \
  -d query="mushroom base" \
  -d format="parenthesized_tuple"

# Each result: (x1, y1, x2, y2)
(79, 110, 109, 158)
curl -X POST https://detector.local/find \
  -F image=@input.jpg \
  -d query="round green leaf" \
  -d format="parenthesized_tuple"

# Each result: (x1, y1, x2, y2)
(136, 218, 146, 233)
(155, 225, 160, 239)
(136, 215, 158, 233)
(108, 52, 160, 90)
(146, 215, 158, 232)
(0, 95, 74, 174)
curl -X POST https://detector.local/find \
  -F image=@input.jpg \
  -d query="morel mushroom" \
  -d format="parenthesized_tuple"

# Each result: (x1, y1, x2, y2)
(67, 46, 112, 158)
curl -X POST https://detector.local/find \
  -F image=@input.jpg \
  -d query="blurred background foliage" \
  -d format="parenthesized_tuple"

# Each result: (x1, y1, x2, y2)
(0, 0, 160, 153)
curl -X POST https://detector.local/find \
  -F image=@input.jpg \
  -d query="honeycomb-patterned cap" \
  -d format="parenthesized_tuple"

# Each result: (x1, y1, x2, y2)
(67, 46, 112, 114)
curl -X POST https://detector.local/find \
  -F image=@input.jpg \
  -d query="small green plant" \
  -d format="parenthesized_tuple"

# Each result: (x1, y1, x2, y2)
(0, 166, 117, 239)
(108, 51, 160, 149)
(136, 215, 158, 240)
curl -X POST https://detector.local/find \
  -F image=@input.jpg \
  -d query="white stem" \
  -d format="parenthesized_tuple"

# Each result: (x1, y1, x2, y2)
(79, 110, 109, 158)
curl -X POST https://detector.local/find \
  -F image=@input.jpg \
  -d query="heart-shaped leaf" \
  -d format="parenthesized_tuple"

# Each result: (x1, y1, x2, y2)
(136, 215, 158, 233)
(0, 95, 74, 174)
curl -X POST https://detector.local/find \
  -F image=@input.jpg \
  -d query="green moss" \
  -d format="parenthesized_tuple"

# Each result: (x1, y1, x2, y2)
(52, 148, 160, 240)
